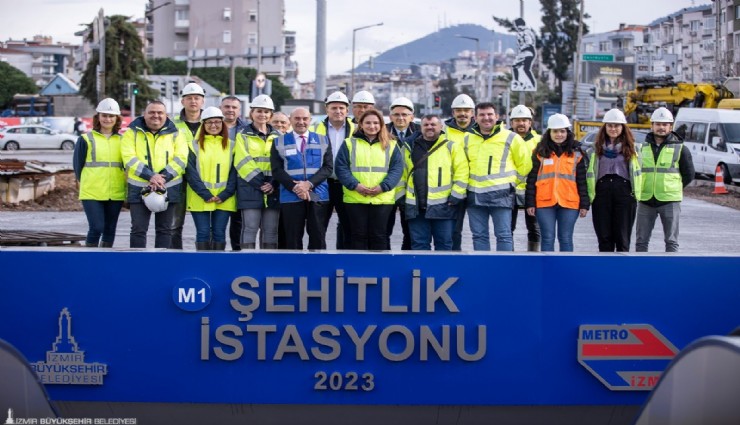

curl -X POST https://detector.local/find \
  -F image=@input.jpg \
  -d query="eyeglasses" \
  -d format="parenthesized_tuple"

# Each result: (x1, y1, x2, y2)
(205, 120, 222, 127)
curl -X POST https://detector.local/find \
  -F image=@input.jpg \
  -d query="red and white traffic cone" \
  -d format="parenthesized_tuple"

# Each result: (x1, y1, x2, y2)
(713, 165, 729, 195)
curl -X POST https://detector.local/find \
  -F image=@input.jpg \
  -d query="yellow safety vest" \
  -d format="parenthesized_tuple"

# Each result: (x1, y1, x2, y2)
(186, 136, 237, 212)
(78, 131, 126, 201)
(343, 137, 398, 205)
(586, 151, 642, 202)
(638, 144, 683, 202)
(120, 126, 188, 193)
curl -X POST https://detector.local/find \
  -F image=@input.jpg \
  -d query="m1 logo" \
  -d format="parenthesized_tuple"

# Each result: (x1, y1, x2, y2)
(577, 324, 678, 391)
(173, 278, 212, 312)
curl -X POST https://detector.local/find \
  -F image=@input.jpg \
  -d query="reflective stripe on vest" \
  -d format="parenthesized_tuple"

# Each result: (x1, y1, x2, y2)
(190, 137, 235, 190)
(535, 151, 583, 209)
(84, 131, 123, 169)
(639, 144, 683, 202)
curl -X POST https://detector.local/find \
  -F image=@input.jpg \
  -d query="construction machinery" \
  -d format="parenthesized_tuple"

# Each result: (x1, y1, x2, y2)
(624, 76, 734, 124)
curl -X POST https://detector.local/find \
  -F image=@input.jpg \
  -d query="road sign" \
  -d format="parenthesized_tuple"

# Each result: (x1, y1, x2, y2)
(578, 324, 679, 391)
(582, 54, 614, 62)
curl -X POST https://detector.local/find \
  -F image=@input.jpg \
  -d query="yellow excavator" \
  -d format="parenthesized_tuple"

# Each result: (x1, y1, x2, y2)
(623, 76, 734, 124)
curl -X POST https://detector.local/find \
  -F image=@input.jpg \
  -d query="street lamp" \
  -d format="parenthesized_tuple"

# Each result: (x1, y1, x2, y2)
(351, 22, 383, 95)
(456, 35, 480, 99)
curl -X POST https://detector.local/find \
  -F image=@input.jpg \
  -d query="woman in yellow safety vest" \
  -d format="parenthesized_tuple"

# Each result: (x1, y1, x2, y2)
(335, 108, 404, 250)
(525, 113, 589, 252)
(185, 107, 237, 251)
(586, 108, 642, 252)
(73, 98, 126, 248)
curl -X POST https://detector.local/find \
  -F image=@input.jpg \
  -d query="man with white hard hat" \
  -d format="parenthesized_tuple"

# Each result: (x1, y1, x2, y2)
(310, 91, 355, 249)
(386, 96, 419, 250)
(121, 100, 188, 248)
(170, 81, 206, 249)
(443, 93, 477, 251)
(508, 104, 541, 251)
(635, 107, 694, 252)
(351, 90, 376, 123)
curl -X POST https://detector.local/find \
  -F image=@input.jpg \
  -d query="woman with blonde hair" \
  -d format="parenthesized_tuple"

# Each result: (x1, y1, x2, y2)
(335, 108, 404, 250)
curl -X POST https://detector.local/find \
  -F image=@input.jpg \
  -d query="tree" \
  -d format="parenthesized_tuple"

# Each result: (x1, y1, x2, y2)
(539, 0, 589, 100)
(0, 62, 38, 109)
(150, 58, 188, 75)
(79, 15, 156, 112)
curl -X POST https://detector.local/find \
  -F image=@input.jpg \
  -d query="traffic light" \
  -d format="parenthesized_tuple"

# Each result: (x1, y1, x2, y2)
(433, 95, 441, 108)
(160, 81, 167, 97)
(132, 84, 139, 96)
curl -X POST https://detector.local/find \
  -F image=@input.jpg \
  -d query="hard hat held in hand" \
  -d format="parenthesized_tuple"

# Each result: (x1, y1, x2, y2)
(352, 90, 375, 105)
(181, 82, 206, 97)
(602, 108, 627, 124)
(451, 94, 475, 109)
(650, 107, 674, 123)
(390, 97, 414, 113)
(96, 98, 121, 115)
(547, 113, 571, 130)
(201, 106, 224, 121)
(510, 104, 533, 119)
(141, 187, 169, 213)
(325, 91, 350, 105)
(251, 94, 275, 110)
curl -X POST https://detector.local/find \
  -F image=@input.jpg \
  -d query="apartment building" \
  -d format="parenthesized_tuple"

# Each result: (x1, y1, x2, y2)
(146, 0, 296, 79)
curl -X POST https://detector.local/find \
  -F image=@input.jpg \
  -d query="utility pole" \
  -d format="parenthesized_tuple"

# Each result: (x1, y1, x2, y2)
(256, 0, 262, 75)
(572, 0, 585, 117)
(315, 0, 327, 101)
(518, 0, 525, 106)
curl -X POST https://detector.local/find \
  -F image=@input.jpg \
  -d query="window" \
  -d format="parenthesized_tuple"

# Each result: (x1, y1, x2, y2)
(249, 10, 257, 22)
(248, 32, 257, 45)
(708, 124, 726, 151)
(736, 5, 740, 19)
(687, 122, 707, 144)
(223, 30, 231, 44)
(223, 8, 231, 21)
(690, 20, 700, 32)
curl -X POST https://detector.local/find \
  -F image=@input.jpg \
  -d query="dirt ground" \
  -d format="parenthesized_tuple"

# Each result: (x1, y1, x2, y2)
(2, 172, 740, 212)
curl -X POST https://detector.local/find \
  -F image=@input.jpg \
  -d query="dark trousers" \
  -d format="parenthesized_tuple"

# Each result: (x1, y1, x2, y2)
(452, 203, 467, 251)
(81, 200, 124, 245)
(324, 178, 351, 249)
(345, 203, 394, 250)
(130, 202, 176, 248)
(591, 175, 637, 252)
(170, 184, 187, 249)
(228, 211, 242, 250)
(386, 204, 411, 250)
(281, 201, 330, 250)
(511, 206, 541, 244)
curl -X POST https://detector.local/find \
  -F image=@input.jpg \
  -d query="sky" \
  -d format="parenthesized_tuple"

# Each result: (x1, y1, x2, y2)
(0, 0, 705, 82)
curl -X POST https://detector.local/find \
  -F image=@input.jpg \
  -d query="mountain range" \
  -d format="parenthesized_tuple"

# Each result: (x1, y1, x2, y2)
(353, 24, 518, 74)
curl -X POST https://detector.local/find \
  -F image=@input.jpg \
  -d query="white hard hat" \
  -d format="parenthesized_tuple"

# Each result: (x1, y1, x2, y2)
(650, 107, 674, 123)
(390, 97, 414, 113)
(181, 82, 205, 97)
(251, 94, 275, 110)
(510, 104, 533, 119)
(451, 94, 475, 109)
(96, 98, 121, 115)
(141, 187, 169, 213)
(602, 108, 627, 124)
(547, 113, 571, 129)
(326, 91, 350, 105)
(201, 106, 224, 121)
(352, 90, 375, 104)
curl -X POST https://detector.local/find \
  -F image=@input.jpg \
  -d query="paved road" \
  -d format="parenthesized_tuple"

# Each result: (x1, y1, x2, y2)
(2, 195, 739, 253)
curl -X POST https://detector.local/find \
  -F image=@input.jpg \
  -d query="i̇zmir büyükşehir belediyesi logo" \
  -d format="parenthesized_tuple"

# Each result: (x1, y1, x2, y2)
(30, 308, 108, 385)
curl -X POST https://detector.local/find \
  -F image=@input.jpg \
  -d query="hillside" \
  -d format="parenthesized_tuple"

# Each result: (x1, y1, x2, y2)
(353, 24, 517, 73)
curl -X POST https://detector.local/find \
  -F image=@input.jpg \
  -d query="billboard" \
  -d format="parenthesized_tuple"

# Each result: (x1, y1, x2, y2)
(583, 62, 636, 100)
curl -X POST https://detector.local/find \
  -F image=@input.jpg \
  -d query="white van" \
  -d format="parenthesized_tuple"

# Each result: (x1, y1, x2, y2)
(673, 108, 740, 184)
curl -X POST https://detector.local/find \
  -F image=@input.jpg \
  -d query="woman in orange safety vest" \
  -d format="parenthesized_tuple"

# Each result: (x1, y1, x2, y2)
(525, 114, 589, 252)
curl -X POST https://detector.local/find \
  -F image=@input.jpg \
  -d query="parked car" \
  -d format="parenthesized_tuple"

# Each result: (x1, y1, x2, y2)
(0, 125, 77, 151)
(580, 129, 649, 151)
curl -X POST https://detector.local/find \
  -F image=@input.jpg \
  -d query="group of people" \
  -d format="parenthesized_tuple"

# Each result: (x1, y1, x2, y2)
(73, 82, 694, 253)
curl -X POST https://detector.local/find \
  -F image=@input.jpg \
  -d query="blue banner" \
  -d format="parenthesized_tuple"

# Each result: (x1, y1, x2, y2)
(0, 251, 738, 406)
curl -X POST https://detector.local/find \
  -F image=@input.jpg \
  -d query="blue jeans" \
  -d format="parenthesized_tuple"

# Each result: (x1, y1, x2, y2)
(467, 206, 513, 251)
(407, 214, 454, 251)
(536, 205, 579, 252)
(81, 200, 123, 245)
(191, 210, 231, 243)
